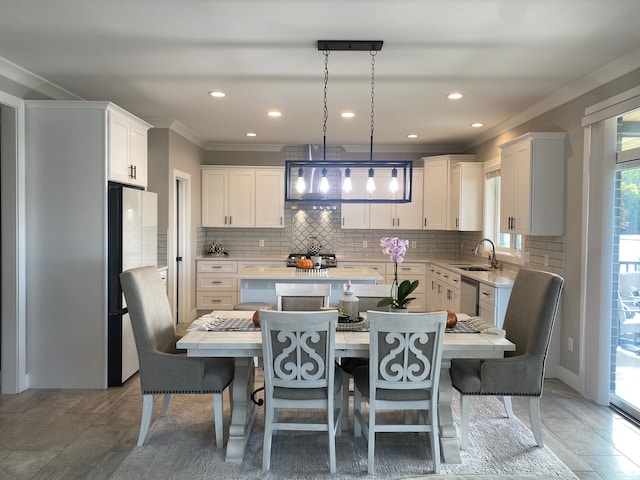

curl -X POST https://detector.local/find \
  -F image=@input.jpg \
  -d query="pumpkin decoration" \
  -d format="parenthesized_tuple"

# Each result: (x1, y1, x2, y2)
(445, 309, 458, 328)
(252, 307, 272, 327)
(296, 258, 313, 269)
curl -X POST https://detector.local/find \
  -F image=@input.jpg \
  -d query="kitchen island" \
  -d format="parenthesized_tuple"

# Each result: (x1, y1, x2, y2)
(236, 266, 383, 307)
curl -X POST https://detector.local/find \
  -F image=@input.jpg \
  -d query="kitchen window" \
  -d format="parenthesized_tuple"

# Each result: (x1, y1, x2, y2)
(483, 160, 524, 263)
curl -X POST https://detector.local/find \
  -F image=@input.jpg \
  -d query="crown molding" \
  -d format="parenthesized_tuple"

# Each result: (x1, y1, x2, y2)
(341, 144, 458, 154)
(205, 143, 285, 152)
(0, 56, 82, 100)
(145, 118, 207, 148)
(467, 45, 640, 149)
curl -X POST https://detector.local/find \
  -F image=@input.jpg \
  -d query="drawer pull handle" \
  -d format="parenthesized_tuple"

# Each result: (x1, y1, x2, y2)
(211, 281, 222, 284)
(211, 299, 222, 303)
(211, 266, 223, 269)
(482, 292, 490, 297)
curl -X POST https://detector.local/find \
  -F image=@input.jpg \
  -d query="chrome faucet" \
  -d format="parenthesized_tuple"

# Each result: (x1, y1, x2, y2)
(472, 238, 500, 269)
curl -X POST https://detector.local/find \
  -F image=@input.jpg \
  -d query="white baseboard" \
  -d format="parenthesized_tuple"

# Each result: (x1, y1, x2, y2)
(557, 365, 584, 395)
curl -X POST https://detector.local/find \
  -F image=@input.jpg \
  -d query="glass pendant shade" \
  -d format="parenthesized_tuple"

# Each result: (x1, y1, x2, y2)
(296, 168, 306, 193)
(366, 167, 376, 193)
(342, 167, 352, 192)
(389, 168, 399, 193)
(319, 168, 330, 193)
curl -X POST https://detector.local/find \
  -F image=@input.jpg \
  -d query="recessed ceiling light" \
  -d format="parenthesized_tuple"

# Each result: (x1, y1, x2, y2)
(246, 132, 257, 137)
(341, 112, 355, 118)
(471, 122, 484, 128)
(209, 91, 225, 98)
(407, 134, 419, 139)
(447, 92, 463, 100)
(267, 111, 282, 117)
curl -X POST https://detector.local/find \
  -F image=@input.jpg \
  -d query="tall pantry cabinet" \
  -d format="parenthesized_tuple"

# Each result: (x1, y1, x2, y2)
(25, 101, 151, 389)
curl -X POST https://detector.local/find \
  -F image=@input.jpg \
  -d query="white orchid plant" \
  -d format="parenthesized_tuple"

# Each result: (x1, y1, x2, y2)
(376, 237, 419, 309)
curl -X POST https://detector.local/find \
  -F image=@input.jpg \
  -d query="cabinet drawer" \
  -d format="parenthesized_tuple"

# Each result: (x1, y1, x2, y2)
(197, 274, 236, 291)
(237, 260, 283, 271)
(197, 261, 238, 273)
(197, 292, 237, 311)
(390, 262, 427, 276)
(340, 262, 386, 273)
(439, 269, 461, 290)
(479, 283, 496, 304)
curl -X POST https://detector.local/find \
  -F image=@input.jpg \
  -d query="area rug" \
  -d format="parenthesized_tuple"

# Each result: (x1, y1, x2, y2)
(109, 392, 577, 480)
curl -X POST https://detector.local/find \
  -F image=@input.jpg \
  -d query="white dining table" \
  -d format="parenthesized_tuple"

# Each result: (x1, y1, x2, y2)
(177, 311, 515, 464)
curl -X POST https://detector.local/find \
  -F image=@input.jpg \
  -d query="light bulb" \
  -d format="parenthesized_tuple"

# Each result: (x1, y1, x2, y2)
(342, 167, 352, 192)
(319, 168, 330, 193)
(295, 168, 306, 194)
(389, 168, 399, 193)
(366, 168, 376, 193)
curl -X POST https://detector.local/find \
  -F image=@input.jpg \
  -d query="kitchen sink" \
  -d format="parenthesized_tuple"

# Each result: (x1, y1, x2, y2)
(450, 264, 491, 272)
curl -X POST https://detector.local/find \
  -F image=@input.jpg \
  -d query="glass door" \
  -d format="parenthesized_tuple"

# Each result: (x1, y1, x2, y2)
(610, 109, 640, 420)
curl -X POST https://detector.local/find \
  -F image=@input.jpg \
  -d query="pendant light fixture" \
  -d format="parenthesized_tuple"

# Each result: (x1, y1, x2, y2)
(284, 40, 414, 204)
(366, 47, 377, 194)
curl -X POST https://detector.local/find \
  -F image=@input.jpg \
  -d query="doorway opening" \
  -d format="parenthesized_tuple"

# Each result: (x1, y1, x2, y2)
(172, 170, 192, 324)
(611, 121, 640, 421)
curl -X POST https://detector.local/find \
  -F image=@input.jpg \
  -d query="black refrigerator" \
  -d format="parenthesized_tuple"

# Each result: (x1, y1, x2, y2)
(107, 182, 158, 386)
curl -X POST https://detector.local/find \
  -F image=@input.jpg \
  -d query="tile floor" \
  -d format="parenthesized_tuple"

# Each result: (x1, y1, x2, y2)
(0, 377, 639, 479)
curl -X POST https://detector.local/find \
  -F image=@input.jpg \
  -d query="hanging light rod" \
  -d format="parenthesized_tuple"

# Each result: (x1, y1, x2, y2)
(317, 40, 383, 51)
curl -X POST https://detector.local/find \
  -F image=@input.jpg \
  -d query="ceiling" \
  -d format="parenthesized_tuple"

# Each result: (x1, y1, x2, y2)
(1, 0, 640, 151)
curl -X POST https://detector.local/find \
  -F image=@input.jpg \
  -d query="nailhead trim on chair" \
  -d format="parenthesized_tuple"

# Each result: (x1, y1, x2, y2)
(143, 389, 225, 394)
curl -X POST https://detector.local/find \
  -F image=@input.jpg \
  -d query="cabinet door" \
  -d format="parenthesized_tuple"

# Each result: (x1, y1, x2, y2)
(369, 170, 395, 229)
(255, 168, 284, 228)
(228, 169, 255, 227)
(452, 163, 483, 231)
(396, 171, 423, 230)
(512, 140, 532, 235)
(423, 158, 449, 230)
(108, 111, 130, 184)
(129, 122, 148, 188)
(202, 169, 229, 227)
(341, 170, 370, 229)
(500, 144, 516, 232)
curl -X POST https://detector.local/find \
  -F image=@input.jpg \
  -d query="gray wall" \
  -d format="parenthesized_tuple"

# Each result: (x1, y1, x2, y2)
(470, 66, 640, 376)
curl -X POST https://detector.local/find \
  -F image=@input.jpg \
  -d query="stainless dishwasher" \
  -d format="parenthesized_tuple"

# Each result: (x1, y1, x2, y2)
(459, 276, 479, 316)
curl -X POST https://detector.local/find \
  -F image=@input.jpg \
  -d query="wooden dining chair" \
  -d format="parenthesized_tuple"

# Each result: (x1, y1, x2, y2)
(259, 309, 342, 473)
(275, 282, 331, 311)
(120, 266, 235, 448)
(449, 268, 564, 449)
(352, 310, 447, 474)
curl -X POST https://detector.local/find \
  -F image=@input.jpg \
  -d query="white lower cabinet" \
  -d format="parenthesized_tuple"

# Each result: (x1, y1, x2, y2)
(388, 262, 427, 312)
(196, 260, 238, 311)
(426, 265, 461, 312)
(478, 282, 512, 327)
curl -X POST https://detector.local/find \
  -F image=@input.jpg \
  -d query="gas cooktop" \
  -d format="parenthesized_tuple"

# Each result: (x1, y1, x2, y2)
(286, 253, 337, 268)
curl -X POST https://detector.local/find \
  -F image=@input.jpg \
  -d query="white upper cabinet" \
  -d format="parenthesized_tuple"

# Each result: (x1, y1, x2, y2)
(450, 162, 483, 231)
(202, 166, 284, 228)
(370, 168, 423, 230)
(108, 108, 150, 188)
(341, 169, 371, 229)
(422, 157, 450, 230)
(499, 132, 567, 235)
(343, 168, 423, 230)
(422, 155, 481, 231)
(255, 168, 285, 228)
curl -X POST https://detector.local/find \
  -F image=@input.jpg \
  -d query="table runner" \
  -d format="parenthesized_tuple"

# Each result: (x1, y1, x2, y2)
(190, 315, 481, 333)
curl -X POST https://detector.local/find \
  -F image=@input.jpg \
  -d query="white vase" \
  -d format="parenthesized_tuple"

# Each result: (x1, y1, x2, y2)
(389, 307, 409, 313)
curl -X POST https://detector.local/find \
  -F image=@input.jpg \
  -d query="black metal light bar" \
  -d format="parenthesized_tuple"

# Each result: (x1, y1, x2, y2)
(285, 160, 412, 204)
(317, 40, 383, 52)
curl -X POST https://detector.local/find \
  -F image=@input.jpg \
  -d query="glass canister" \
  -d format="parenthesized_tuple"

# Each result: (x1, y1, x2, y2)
(339, 282, 359, 322)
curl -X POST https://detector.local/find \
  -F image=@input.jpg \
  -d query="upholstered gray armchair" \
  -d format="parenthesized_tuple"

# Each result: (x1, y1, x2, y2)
(449, 268, 564, 449)
(120, 266, 234, 448)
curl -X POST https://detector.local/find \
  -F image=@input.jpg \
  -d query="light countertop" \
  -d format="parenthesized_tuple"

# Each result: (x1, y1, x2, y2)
(235, 267, 383, 281)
